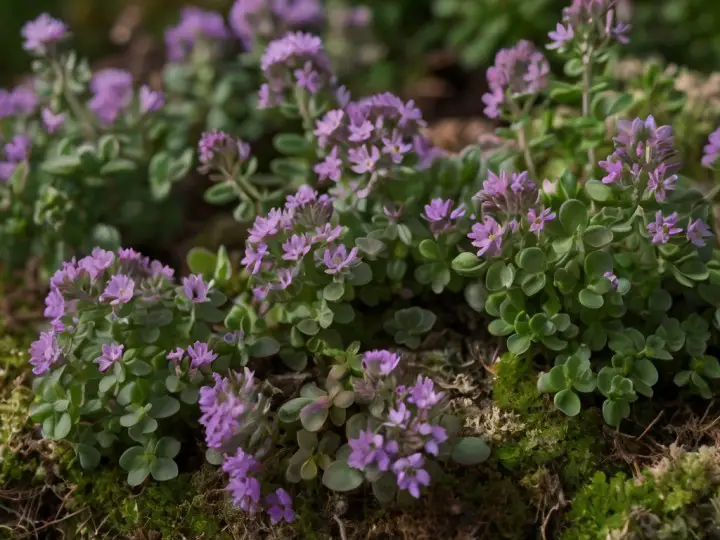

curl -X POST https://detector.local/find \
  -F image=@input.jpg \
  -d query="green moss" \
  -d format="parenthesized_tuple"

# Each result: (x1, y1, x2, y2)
(492, 353, 607, 491)
(562, 446, 720, 539)
(66, 465, 239, 539)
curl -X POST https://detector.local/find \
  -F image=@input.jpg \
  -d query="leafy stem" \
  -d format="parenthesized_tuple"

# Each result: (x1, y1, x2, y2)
(582, 45, 595, 173)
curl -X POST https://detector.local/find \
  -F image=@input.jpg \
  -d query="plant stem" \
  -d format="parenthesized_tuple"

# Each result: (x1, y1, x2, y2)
(516, 124, 537, 179)
(52, 59, 97, 139)
(582, 46, 595, 172)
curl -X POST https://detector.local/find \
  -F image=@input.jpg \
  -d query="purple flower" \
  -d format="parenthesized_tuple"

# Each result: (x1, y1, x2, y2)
(4, 135, 30, 162)
(312, 224, 343, 244)
(242, 244, 269, 274)
(282, 234, 311, 261)
(266, 488, 296, 524)
(647, 211, 683, 245)
(314, 147, 343, 182)
(285, 185, 318, 210)
(349, 119, 374, 143)
(41, 108, 64, 133)
(528, 207, 556, 234)
(348, 145, 381, 174)
(199, 369, 257, 448)
(473, 170, 539, 217)
(223, 447, 259, 479)
(481, 41, 549, 119)
(100, 274, 135, 305)
(599, 155, 623, 184)
(247, 211, 283, 245)
(687, 218, 713, 247)
(294, 61, 320, 93)
(183, 274, 209, 303)
(10, 85, 37, 115)
(548, 22, 574, 49)
(227, 475, 261, 513)
(21, 14, 68, 54)
(702, 128, 720, 168)
(167, 347, 185, 363)
(165, 7, 229, 62)
(423, 198, 466, 236)
(44, 288, 65, 322)
(96, 343, 124, 372)
(385, 401, 411, 429)
(603, 271, 619, 290)
(362, 349, 401, 376)
(348, 431, 399, 471)
(320, 245, 360, 275)
(314, 111, 345, 145)
(468, 217, 504, 257)
(275, 267, 298, 290)
(79, 248, 115, 281)
(392, 453, 430, 498)
(29, 332, 61, 375)
(89, 69, 133, 125)
(560, 0, 630, 46)
(382, 131, 413, 164)
(647, 163, 677, 202)
(139, 85, 164, 113)
(187, 341, 218, 368)
(407, 375, 444, 410)
(150, 261, 175, 279)
(418, 423, 448, 456)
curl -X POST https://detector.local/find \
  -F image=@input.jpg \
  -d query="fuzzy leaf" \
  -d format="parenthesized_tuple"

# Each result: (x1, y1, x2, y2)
(450, 437, 491, 465)
(322, 461, 363, 492)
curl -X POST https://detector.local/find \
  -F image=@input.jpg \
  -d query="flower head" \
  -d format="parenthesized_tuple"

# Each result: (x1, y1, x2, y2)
(266, 488, 296, 524)
(647, 211, 683, 245)
(187, 341, 218, 368)
(468, 217, 504, 257)
(96, 343, 124, 372)
(22, 14, 68, 54)
(320, 244, 360, 275)
(702, 127, 720, 168)
(687, 218, 713, 247)
(548, 23, 574, 50)
(100, 274, 135, 305)
(29, 332, 61, 375)
(165, 7, 229, 61)
(139, 85, 165, 113)
(362, 349, 401, 376)
(392, 453, 430, 498)
(527, 207, 556, 234)
(183, 274, 209, 303)
(4, 135, 30, 162)
(348, 431, 399, 471)
(242, 244, 269, 275)
(407, 375, 444, 410)
(89, 69, 133, 125)
(42, 108, 64, 133)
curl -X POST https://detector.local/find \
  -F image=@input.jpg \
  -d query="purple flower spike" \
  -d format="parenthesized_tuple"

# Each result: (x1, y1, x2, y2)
(687, 218, 713, 247)
(165, 7, 229, 62)
(362, 349, 401, 376)
(187, 341, 218, 368)
(22, 14, 68, 54)
(548, 22, 574, 50)
(183, 274, 210, 303)
(42, 108, 64, 133)
(527, 207, 556, 234)
(266, 488, 296, 524)
(96, 342, 124, 372)
(321, 245, 360, 275)
(100, 274, 135, 305)
(392, 453, 430, 499)
(647, 211, 683, 245)
(468, 217, 504, 257)
(282, 234, 311, 261)
(407, 375, 444, 410)
(199, 369, 258, 449)
(29, 331, 61, 375)
(89, 69, 133, 125)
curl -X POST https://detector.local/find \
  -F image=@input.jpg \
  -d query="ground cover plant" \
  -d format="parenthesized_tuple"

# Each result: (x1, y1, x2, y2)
(4, 0, 720, 538)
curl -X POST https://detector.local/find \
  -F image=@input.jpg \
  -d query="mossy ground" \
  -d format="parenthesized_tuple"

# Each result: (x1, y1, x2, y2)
(2, 320, 720, 539)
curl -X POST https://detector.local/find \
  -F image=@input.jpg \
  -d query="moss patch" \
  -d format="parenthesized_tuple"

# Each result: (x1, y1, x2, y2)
(562, 445, 720, 539)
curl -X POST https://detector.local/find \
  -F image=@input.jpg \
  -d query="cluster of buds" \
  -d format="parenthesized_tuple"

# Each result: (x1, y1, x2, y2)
(229, 0, 323, 50)
(548, 0, 630, 51)
(165, 7, 229, 62)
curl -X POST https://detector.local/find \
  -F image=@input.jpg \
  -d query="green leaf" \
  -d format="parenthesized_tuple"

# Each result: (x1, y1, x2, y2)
(680, 259, 710, 281)
(323, 282, 345, 302)
(128, 464, 151, 486)
(270, 157, 308, 179)
(300, 402, 329, 432)
(521, 273, 546, 296)
(584, 251, 613, 277)
(156, 437, 181, 459)
(150, 457, 179, 481)
(297, 319, 319, 335)
(186, 247, 217, 278)
(301, 459, 319, 480)
(119, 446, 144, 470)
(517, 247, 546, 274)
(602, 399, 629, 427)
(554, 389, 581, 416)
(584, 226, 613, 248)
(249, 337, 280, 357)
(418, 239, 441, 261)
(450, 437, 491, 465)
(486, 261, 514, 291)
(42, 155, 82, 175)
(538, 366, 567, 393)
(585, 180, 612, 202)
(356, 237, 386, 258)
(149, 396, 180, 419)
(578, 289, 604, 309)
(91, 224, 121, 251)
(560, 199, 588, 232)
(273, 133, 310, 155)
(488, 319, 514, 336)
(278, 397, 315, 423)
(452, 252, 484, 277)
(507, 333, 531, 355)
(204, 183, 237, 205)
(322, 461, 364, 492)
(75, 443, 101, 470)
(54, 412, 72, 439)
(604, 93, 634, 116)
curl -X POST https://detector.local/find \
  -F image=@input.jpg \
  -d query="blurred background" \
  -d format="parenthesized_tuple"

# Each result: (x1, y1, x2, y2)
(2, 0, 719, 115)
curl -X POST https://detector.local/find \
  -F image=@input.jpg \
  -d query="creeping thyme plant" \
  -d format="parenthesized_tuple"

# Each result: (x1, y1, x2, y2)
(22, 0, 720, 530)
(0, 14, 192, 272)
